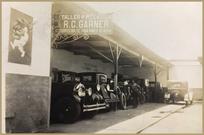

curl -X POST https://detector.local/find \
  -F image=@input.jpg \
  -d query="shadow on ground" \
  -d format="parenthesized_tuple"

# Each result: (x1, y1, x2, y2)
(40, 103, 175, 133)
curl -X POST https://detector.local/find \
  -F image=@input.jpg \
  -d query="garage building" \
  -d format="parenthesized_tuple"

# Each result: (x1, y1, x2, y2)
(2, 2, 171, 133)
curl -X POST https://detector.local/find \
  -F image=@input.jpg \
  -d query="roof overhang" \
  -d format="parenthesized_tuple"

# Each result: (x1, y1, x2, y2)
(52, 2, 172, 69)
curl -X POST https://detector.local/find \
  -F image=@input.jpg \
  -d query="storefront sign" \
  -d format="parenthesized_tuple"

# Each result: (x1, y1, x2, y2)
(53, 14, 112, 35)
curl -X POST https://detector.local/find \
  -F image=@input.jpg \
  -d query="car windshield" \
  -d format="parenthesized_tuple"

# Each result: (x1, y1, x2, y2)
(167, 82, 188, 90)
(149, 83, 155, 87)
(61, 73, 73, 83)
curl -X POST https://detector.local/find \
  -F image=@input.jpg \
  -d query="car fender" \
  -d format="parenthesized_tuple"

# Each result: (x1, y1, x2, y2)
(73, 95, 81, 103)
(184, 92, 193, 101)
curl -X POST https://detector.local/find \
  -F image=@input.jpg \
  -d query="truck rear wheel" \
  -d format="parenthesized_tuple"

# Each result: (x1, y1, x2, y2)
(54, 98, 81, 123)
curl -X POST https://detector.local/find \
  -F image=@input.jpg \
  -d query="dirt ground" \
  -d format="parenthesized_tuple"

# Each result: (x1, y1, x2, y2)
(42, 103, 166, 133)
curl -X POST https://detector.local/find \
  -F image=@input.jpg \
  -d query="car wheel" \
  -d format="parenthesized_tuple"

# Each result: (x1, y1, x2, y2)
(54, 98, 81, 123)
(172, 98, 175, 104)
(109, 93, 118, 111)
(132, 96, 138, 108)
(185, 101, 189, 106)
(120, 92, 127, 110)
(164, 99, 169, 104)
(141, 94, 145, 104)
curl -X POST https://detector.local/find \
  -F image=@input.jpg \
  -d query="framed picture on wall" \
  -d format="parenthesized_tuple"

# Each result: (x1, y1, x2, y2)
(8, 8, 33, 65)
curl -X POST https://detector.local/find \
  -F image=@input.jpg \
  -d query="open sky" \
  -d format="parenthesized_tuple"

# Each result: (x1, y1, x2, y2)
(86, 2, 202, 60)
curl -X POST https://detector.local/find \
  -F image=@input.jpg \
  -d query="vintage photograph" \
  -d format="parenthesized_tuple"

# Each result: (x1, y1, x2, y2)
(1, 1, 203, 134)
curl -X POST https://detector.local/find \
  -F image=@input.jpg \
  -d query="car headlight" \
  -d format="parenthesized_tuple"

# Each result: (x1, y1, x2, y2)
(78, 88, 86, 97)
(96, 84, 100, 91)
(87, 88, 92, 96)
(164, 93, 170, 98)
(106, 84, 110, 91)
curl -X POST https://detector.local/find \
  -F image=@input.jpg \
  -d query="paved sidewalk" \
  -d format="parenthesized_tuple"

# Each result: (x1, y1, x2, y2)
(141, 103, 202, 133)
(96, 104, 185, 133)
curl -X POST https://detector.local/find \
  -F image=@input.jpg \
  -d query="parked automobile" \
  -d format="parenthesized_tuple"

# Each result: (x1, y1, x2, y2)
(118, 79, 139, 108)
(149, 81, 164, 103)
(108, 78, 127, 110)
(50, 70, 106, 123)
(135, 78, 150, 102)
(165, 80, 193, 105)
(78, 72, 127, 110)
(131, 78, 146, 104)
(163, 87, 170, 103)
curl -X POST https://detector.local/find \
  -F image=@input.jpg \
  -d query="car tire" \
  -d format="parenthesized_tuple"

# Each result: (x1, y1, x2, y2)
(164, 99, 169, 104)
(185, 101, 189, 106)
(141, 94, 145, 104)
(132, 96, 138, 108)
(120, 92, 127, 110)
(54, 97, 81, 123)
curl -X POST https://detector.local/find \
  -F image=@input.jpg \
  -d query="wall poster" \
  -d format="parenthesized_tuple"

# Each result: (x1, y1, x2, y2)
(8, 8, 33, 65)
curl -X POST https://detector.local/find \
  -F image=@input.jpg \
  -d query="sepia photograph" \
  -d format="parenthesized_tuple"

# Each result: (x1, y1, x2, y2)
(1, 1, 203, 134)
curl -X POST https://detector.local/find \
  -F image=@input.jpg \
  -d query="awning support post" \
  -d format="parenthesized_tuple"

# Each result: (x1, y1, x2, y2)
(113, 43, 119, 111)
(154, 64, 158, 93)
(114, 44, 119, 92)
(109, 41, 115, 62)
(138, 54, 143, 68)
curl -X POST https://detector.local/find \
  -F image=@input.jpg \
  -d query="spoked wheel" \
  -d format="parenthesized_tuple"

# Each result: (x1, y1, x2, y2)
(109, 93, 118, 111)
(119, 92, 127, 110)
(54, 98, 81, 123)
(140, 94, 145, 104)
(132, 94, 139, 108)
(111, 102, 118, 111)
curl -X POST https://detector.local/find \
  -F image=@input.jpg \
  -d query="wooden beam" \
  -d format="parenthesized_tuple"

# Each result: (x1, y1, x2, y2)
(109, 41, 115, 62)
(87, 45, 113, 63)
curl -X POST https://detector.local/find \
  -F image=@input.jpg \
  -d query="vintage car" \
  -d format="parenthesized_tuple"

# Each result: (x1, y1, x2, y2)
(135, 78, 150, 103)
(50, 70, 107, 123)
(149, 81, 164, 103)
(108, 78, 127, 110)
(78, 72, 127, 110)
(131, 78, 146, 104)
(118, 79, 139, 108)
(165, 80, 193, 105)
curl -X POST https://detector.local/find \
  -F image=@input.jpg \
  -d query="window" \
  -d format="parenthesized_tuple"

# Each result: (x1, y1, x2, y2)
(62, 73, 72, 82)
(149, 83, 155, 87)
(82, 76, 93, 82)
